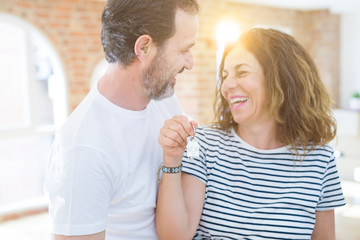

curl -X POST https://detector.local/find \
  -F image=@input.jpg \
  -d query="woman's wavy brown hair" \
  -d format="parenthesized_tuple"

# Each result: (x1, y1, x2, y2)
(213, 28, 336, 155)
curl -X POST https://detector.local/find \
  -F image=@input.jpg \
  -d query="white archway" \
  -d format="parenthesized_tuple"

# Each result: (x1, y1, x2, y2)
(0, 13, 67, 214)
(91, 58, 108, 88)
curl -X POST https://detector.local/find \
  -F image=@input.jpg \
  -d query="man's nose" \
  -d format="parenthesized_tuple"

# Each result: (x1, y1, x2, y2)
(184, 52, 194, 70)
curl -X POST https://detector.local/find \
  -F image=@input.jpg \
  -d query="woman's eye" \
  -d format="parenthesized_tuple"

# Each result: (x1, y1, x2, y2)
(237, 71, 248, 77)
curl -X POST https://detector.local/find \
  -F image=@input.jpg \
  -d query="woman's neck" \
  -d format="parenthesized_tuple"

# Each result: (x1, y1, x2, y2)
(235, 120, 283, 150)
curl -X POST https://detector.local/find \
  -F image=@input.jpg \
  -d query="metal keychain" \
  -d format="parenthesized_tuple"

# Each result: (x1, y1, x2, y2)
(186, 126, 199, 158)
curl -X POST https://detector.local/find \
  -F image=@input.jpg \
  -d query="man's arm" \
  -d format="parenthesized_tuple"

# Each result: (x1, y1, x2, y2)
(53, 231, 105, 240)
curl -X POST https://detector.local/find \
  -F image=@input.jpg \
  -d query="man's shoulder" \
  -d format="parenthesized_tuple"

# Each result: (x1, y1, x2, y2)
(54, 102, 124, 158)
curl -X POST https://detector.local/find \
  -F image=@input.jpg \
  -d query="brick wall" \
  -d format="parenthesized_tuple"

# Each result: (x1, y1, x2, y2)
(0, 0, 340, 124)
(0, 0, 105, 110)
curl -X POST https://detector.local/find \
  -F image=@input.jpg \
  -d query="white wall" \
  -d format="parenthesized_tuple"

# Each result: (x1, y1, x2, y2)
(327, 0, 360, 108)
(339, 12, 360, 108)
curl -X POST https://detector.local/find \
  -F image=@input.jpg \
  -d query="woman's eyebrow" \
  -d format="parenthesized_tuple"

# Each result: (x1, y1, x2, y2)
(234, 63, 251, 70)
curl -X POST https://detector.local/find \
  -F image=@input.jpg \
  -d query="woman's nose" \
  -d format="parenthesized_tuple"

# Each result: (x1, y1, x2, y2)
(221, 75, 236, 91)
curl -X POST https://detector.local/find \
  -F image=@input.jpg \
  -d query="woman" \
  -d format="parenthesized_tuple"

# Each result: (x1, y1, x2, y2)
(156, 28, 345, 240)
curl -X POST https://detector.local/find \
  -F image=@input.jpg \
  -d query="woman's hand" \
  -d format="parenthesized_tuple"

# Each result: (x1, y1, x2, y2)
(157, 116, 204, 240)
(158, 115, 198, 166)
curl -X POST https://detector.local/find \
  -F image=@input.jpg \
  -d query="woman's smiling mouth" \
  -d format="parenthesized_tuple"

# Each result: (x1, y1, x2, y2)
(229, 96, 249, 109)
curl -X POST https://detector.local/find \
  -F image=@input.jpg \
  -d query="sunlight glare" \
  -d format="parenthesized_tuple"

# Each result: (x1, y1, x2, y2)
(216, 20, 241, 45)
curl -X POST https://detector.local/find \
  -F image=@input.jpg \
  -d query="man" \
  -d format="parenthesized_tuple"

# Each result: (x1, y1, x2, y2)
(44, 0, 199, 239)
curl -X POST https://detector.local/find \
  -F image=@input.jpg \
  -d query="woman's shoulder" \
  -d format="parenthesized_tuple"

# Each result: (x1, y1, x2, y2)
(196, 124, 235, 142)
(299, 143, 335, 165)
(306, 143, 334, 156)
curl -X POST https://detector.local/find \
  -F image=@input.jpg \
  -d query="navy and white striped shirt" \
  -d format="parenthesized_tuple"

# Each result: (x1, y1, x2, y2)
(182, 126, 346, 240)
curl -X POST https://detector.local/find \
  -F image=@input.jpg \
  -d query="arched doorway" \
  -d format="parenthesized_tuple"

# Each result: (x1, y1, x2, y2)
(0, 13, 67, 214)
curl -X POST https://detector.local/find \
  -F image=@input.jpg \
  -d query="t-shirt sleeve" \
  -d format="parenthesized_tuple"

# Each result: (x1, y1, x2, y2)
(182, 127, 208, 184)
(44, 146, 114, 236)
(316, 153, 346, 211)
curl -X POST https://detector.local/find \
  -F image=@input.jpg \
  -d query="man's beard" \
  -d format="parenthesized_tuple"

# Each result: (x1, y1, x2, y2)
(143, 52, 176, 100)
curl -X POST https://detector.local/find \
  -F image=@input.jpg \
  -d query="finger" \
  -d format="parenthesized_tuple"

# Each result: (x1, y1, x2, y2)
(189, 120, 198, 136)
(159, 125, 187, 148)
(173, 116, 196, 139)
(163, 116, 190, 143)
(158, 131, 182, 148)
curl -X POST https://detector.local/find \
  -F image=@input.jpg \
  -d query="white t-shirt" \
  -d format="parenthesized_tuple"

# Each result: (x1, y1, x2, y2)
(44, 86, 182, 239)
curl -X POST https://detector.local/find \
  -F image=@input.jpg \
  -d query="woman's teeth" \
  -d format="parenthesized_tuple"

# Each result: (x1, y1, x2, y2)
(230, 97, 249, 104)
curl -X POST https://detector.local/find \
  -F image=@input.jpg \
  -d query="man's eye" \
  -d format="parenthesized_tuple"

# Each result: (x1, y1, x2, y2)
(180, 49, 189, 54)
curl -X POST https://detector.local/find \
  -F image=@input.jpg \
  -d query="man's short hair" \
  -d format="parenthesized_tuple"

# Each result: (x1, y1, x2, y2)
(101, 0, 199, 65)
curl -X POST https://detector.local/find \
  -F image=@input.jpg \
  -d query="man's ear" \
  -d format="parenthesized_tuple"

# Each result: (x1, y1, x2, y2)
(134, 35, 154, 61)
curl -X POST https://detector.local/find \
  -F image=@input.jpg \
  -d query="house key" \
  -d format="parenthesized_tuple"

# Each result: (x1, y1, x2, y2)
(186, 126, 199, 158)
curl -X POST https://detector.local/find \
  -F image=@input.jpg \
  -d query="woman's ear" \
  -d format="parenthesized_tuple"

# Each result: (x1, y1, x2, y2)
(134, 35, 154, 61)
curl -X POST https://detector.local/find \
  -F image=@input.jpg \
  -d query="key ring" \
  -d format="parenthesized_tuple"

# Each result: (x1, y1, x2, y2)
(190, 124, 196, 140)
